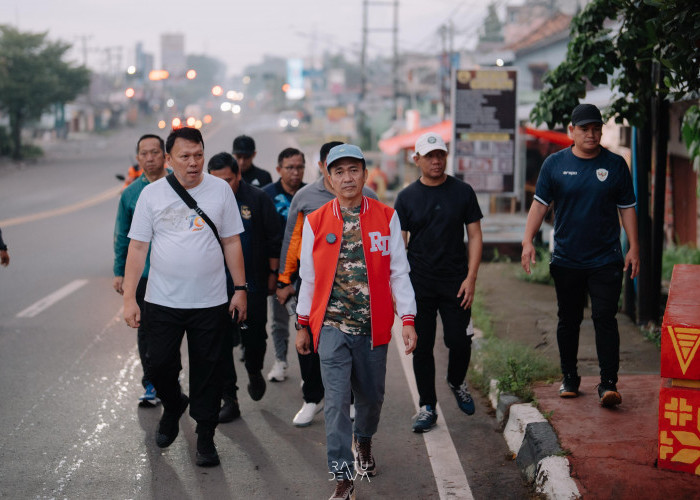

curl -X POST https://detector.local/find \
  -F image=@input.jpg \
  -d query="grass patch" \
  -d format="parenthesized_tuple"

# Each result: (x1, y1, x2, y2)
(642, 323, 662, 349)
(663, 245, 700, 281)
(516, 247, 553, 285)
(470, 290, 560, 402)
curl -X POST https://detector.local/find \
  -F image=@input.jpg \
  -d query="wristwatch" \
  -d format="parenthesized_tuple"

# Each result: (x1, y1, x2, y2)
(277, 280, 290, 289)
(269, 268, 279, 275)
(294, 321, 306, 330)
(233, 283, 248, 292)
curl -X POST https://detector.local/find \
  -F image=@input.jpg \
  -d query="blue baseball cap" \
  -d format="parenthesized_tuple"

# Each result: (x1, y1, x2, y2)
(326, 144, 365, 170)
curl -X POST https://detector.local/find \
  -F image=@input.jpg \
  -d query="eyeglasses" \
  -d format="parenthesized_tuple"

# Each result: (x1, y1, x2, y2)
(282, 165, 305, 172)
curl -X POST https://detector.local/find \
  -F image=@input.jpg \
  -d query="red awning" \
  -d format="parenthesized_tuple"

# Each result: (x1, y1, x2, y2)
(378, 122, 572, 154)
(522, 126, 573, 146)
(378, 120, 452, 155)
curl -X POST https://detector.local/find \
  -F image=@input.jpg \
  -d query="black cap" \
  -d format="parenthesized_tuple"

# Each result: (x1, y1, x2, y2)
(232, 135, 256, 155)
(571, 104, 603, 126)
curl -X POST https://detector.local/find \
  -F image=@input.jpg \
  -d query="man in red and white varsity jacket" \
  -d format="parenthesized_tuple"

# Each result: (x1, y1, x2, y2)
(295, 144, 416, 500)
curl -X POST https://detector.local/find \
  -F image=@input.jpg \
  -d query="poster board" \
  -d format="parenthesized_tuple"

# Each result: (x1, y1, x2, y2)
(451, 69, 517, 194)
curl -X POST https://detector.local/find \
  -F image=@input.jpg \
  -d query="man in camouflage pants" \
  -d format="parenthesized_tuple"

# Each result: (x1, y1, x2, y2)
(296, 144, 417, 500)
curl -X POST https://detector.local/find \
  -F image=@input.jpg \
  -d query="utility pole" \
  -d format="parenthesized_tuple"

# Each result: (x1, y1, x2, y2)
(357, 0, 400, 148)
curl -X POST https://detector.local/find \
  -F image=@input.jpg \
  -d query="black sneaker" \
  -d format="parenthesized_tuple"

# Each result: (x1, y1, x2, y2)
(447, 379, 476, 415)
(247, 371, 266, 401)
(219, 395, 241, 423)
(353, 436, 377, 477)
(598, 380, 622, 407)
(559, 374, 581, 398)
(155, 394, 189, 448)
(412, 405, 438, 433)
(195, 427, 220, 467)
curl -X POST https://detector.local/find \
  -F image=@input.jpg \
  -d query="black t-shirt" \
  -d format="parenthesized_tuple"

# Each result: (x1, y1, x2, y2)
(241, 165, 273, 188)
(394, 176, 483, 281)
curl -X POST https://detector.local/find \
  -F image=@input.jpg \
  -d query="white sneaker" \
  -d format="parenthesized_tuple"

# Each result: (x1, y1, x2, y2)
(267, 359, 288, 382)
(349, 403, 356, 421)
(293, 401, 322, 427)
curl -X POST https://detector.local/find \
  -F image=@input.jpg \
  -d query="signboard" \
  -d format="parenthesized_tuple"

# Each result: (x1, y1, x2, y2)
(286, 58, 305, 100)
(451, 69, 517, 193)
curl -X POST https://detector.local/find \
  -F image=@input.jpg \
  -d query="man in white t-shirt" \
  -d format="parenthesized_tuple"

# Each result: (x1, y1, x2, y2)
(123, 127, 247, 468)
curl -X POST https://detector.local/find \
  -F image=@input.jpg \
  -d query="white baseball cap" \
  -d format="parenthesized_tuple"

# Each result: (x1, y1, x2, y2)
(413, 132, 448, 159)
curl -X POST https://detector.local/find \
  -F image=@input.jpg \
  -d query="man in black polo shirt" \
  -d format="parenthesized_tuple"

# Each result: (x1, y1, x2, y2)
(232, 135, 273, 187)
(394, 132, 483, 433)
(208, 152, 281, 421)
(521, 103, 639, 408)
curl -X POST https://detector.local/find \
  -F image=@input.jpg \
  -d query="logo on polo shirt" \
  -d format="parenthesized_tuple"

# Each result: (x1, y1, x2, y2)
(368, 231, 390, 256)
(596, 168, 609, 182)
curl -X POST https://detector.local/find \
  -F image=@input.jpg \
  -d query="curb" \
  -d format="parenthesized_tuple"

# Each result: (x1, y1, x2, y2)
(488, 380, 581, 499)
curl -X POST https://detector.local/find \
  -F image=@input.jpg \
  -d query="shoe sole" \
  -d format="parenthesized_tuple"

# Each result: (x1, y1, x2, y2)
(267, 376, 286, 382)
(600, 391, 622, 407)
(138, 399, 161, 408)
(412, 423, 436, 433)
(559, 391, 579, 398)
(196, 453, 220, 467)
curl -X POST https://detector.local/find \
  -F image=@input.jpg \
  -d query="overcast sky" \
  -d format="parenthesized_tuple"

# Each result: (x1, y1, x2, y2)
(3, 0, 500, 76)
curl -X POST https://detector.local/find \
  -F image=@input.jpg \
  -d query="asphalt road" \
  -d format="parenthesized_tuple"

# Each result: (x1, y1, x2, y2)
(0, 114, 530, 499)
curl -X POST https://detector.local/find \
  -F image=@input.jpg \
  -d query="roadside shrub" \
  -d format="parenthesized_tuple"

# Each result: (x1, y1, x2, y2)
(662, 245, 700, 281)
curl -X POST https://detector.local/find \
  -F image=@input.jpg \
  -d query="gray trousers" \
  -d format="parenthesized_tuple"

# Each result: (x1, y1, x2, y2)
(268, 296, 290, 362)
(318, 325, 387, 479)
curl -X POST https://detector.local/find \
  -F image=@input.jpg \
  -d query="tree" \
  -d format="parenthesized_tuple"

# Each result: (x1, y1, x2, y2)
(529, 0, 700, 324)
(530, 0, 700, 129)
(0, 25, 90, 159)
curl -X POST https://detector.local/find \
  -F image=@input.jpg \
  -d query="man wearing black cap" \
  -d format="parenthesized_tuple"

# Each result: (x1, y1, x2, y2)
(521, 103, 639, 408)
(232, 135, 273, 187)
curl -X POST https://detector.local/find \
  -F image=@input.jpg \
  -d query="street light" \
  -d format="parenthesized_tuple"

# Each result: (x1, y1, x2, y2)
(125, 87, 135, 98)
(186, 69, 197, 80)
(158, 120, 166, 129)
(211, 85, 223, 96)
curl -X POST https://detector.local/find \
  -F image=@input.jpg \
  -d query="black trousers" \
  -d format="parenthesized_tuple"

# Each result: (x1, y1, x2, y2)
(222, 291, 268, 398)
(411, 275, 472, 408)
(135, 277, 151, 389)
(143, 302, 228, 429)
(550, 262, 623, 384)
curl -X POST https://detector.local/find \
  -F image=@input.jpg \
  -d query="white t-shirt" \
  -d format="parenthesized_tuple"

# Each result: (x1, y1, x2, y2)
(128, 173, 244, 308)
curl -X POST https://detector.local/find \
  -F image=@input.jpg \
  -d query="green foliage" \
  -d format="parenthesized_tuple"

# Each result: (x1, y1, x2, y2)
(682, 105, 700, 172)
(0, 25, 90, 159)
(531, 0, 700, 129)
(662, 245, 700, 281)
(470, 335, 560, 402)
(19, 143, 43, 159)
(517, 247, 554, 285)
(641, 323, 661, 349)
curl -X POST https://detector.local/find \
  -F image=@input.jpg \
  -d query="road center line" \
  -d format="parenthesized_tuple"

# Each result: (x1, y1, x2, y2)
(16, 279, 89, 318)
(0, 185, 122, 228)
(393, 319, 474, 500)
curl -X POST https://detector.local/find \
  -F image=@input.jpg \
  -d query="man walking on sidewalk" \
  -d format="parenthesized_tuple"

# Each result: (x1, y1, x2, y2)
(276, 142, 378, 427)
(295, 144, 417, 500)
(262, 147, 306, 382)
(394, 132, 483, 433)
(113, 134, 168, 406)
(521, 103, 639, 408)
(123, 127, 247, 467)
(207, 152, 281, 421)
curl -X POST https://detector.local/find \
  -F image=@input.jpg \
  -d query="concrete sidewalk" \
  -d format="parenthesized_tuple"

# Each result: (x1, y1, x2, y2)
(532, 375, 700, 498)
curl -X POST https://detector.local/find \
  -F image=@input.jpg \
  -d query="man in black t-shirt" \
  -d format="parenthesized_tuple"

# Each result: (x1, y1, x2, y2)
(394, 132, 483, 433)
(522, 104, 639, 408)
(232, 135, 273, 187)
(208, 152, 282, 422)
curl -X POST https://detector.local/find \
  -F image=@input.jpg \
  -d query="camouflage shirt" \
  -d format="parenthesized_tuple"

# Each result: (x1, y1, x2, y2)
(323, 206, 371, 335)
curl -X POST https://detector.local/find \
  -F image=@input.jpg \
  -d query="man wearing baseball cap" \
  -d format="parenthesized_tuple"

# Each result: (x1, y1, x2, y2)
(394, 132, 484, 433)
(232, 134, 273, 187)
(521, 103, 639, 407)
(296, 144, 417, 499)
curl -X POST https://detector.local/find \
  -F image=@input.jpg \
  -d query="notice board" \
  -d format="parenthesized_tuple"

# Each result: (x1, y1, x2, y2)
(451, 69, 517, 193)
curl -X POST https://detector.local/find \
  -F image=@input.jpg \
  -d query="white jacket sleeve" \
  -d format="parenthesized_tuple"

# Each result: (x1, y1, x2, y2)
(388, 211, 416, 323)
(296, 217, 315, 325)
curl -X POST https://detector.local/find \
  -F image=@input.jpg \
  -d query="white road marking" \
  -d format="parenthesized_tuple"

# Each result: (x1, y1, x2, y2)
(393, 320, 475, 500)
(16, 279, 89, 318)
